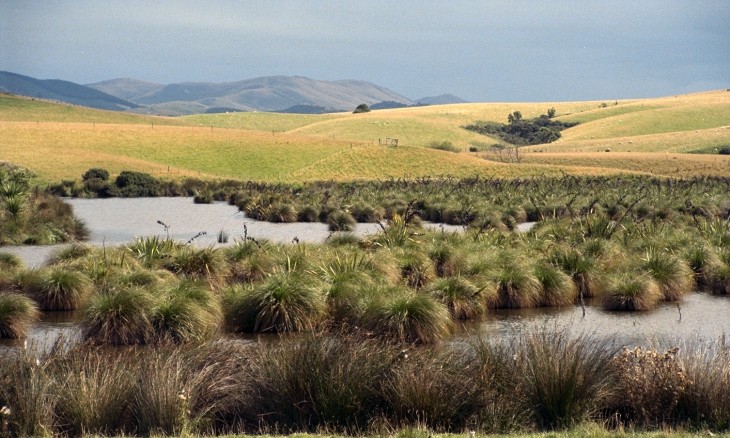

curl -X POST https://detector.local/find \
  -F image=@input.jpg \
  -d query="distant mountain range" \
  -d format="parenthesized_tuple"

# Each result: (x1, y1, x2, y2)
(0, 71, 467, 115)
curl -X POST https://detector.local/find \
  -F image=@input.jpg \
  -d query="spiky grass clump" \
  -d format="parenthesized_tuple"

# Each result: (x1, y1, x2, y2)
(599, 272, 662, 311)
(126, 236, 180, 268)
(29, 267, 91, 311)
(641, 249, 694, 301)
(224, 272, 326, 333)
(427, 276, 486, 320)
(82, 287, 155, 345)
(360, 288, 453, 344)
(708, 263, 730, 295)
(327, 210, 357, 232)
(0, 292, 39, 338)
(534, 262, 578, 307)
(149, 281, 220, 344)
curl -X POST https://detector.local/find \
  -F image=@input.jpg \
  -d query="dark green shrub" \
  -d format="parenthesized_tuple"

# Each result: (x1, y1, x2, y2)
(114, 171, 161, 197)
(82, 168, 110, 181)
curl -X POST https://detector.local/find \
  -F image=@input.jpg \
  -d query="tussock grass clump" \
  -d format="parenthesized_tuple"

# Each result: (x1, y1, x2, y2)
(360, 288, 453, 344)
(350, 203, 385, 223)
(224, 271, 326, 333)
(641, 249, 694, 301)
(47, 243, 93, 264)
(518, 330, 618, 430)
(52, 348, 137, 436)
(327, 210, 357, 232)
(165, 246, 224, 279)
(534, 262, 578, 307)
(126, 236, 181, 268)
(427, 276, 486, 319)
(267, 202, 298, 223)
(393, 248, 436, 289)
(296, 204, 320, 222)
(318, 252, 382, 322)
(28, 267, 92, 311)
(385, 346, 486, 431)
(0, 292, 39, 338)
(684, 243, 722, 289)
(82, 287, 155, 345)
(325, 232, 362, 247)
(428, 242, 467, 277)
(550, 245, 600, 298)
(493, 254, 543, 308)
(242, 334, 396, 432)
(599, 272, 662, 311)
(708, 263, 730, 295)
(150, 281, 221, 344)
(0, 251, 23, 272)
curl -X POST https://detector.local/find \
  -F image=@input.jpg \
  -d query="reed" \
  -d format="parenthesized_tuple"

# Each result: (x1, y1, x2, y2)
(0, 292, 39, 338)
(242, 333, 396, 432)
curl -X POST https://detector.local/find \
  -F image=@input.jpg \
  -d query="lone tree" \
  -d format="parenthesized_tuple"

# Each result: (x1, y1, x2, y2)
(507, 111, 523, 124)
(353, 103, 371, 114)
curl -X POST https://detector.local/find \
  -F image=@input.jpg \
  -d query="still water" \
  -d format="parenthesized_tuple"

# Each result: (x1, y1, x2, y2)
(1, 197, 727, 349)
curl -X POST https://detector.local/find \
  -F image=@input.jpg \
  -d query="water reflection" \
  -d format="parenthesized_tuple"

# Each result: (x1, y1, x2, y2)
(456, 292, 730, 347)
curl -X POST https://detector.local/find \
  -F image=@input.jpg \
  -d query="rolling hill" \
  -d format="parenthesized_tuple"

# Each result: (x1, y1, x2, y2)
(88, 76, 416, 115)
(0, 71, 140, 111)
(1, 89, 728, 184)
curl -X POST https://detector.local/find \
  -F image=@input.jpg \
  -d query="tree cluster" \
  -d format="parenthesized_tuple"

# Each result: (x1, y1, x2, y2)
(464, 110, 578, 146)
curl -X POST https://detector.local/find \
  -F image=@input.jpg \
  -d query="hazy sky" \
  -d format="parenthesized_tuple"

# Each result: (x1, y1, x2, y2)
(2, 1, 728, 102)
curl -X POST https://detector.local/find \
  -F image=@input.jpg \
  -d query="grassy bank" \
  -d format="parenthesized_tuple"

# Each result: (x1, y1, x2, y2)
(2, 329, 730, 436)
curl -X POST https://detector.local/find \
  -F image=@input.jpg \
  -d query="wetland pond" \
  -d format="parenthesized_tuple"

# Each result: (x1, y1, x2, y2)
(1, 197, 728, 350)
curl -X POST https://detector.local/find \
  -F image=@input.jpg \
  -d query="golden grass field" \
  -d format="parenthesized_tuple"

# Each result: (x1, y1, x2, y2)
(1, 89, 729, 183)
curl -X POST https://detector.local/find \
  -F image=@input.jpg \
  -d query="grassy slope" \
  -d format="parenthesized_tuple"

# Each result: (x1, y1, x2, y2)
(2, 90, 729, 183)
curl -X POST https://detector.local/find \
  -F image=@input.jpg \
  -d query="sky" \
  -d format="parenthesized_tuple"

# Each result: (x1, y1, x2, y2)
(1, 0, 729, 102)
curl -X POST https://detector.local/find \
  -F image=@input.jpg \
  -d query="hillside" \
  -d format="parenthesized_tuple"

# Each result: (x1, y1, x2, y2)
(1, 90, 729, 184)
(0, 71, 139, 111)
(88, 76, 415, 115)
